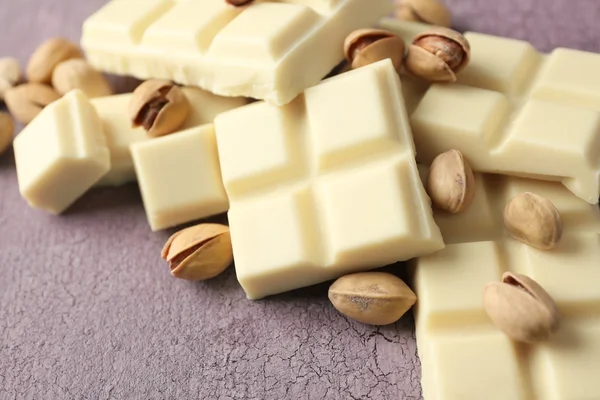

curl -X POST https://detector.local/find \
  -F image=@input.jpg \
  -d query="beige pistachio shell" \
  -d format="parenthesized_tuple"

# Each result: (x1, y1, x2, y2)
(0, 80, 12, 102)
(51, 59, 113, 98)
(426, 150, 476, 213)
(0, 57, 22, 85)
(328, 272, 417, 326)
(504, 192, 563, 250)
(162, 223, 231, 261)
(351, 36, 406, 71)
(161, 223, 233, 281)
(129, 79, 190, 137)
(413, 27, 471, 73)
(483, 272, 560, 343)
(400, 0, 452, 27)
(4, 83, 61, 124)
(405, 44, 456, 82)
(0, 112, 14, 155)
(26, 38, 83, 83)
(0, 58, 22, 101)
(344, 29, 399, 62)
(395, 2, 419, 22)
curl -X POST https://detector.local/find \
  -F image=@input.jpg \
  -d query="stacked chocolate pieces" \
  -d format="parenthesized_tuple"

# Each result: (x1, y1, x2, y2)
(10, 1, 600, 398)
(383, 18, 600, 399)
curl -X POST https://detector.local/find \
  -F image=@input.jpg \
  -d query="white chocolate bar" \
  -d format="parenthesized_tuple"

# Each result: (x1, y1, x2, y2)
(381, 19, 600, 204)
(214, 60, 444, 300)
(130, 125, 228, 231)
(81, 0, 393, 106)
(413, 169, 600, 399)
(91, 88, 246, 186)
(13, 90, 110, 214)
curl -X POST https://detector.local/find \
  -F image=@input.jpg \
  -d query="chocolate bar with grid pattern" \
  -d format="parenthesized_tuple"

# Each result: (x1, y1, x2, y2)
(91, 88, 246, 187)
(380, 18, 600, 204)
(214, 60, 444, 300)
(81, 0, 392, 106)
(413, 168, 600, 399)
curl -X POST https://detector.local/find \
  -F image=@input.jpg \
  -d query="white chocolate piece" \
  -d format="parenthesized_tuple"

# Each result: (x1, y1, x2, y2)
(130, 125, 228, 231)
(91, 88, 246, 187)
(13, 90, 109, 214)
(381, 19, 600, 204)
(215, 60, 444, 300)
(81, 0, 392, 106)
(179, 87, 248, 130)
(413, 169, 600, 400)
(91, 93, 147, 186)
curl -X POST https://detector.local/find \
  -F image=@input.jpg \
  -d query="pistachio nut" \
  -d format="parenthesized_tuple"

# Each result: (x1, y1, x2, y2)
(51, 59, 113, 98)
(0, 112, 14, 155)
(4, 83, 61, 124)
(504, 192, 563, 250)
(483, 272, 560, 343)
(328, 272, 417, 326)
(344, 29, 406, 70)
(426, 149, 475, 213)
(129, 79, 190, 137)
(395, 0, 452, 27)
(161, 223, 233, 281)
(404, 27, 470, 82)
(26, 38, 83, 83)
(0, 57, 22, 101)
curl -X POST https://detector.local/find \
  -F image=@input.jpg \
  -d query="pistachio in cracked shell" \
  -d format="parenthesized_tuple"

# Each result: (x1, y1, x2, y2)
(129, 79, 190, 137)
(344, 29, 406, 71)
(161, 223, 233, 281)
(483, 272, 560, 343)
(404, 27, 470, 82)
(328, 271, 417, 326)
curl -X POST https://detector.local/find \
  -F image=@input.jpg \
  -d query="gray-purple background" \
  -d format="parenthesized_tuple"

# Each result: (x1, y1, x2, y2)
(1, 1, 599, 399)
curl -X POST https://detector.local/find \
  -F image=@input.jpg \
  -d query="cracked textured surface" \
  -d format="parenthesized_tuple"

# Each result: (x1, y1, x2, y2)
(1, 0, 599, 398)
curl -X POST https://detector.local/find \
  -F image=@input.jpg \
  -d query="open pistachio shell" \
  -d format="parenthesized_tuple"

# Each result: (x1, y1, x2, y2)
(404, 44, 456, 82)
(344, 29, 402, 63)
(351, 36, 406, 71)
(412, 27, 471, 74)
(483, 272, 560, 343)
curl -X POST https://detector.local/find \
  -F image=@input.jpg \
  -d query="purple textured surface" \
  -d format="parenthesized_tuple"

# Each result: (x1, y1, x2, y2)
(1, 1, 599, 399)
